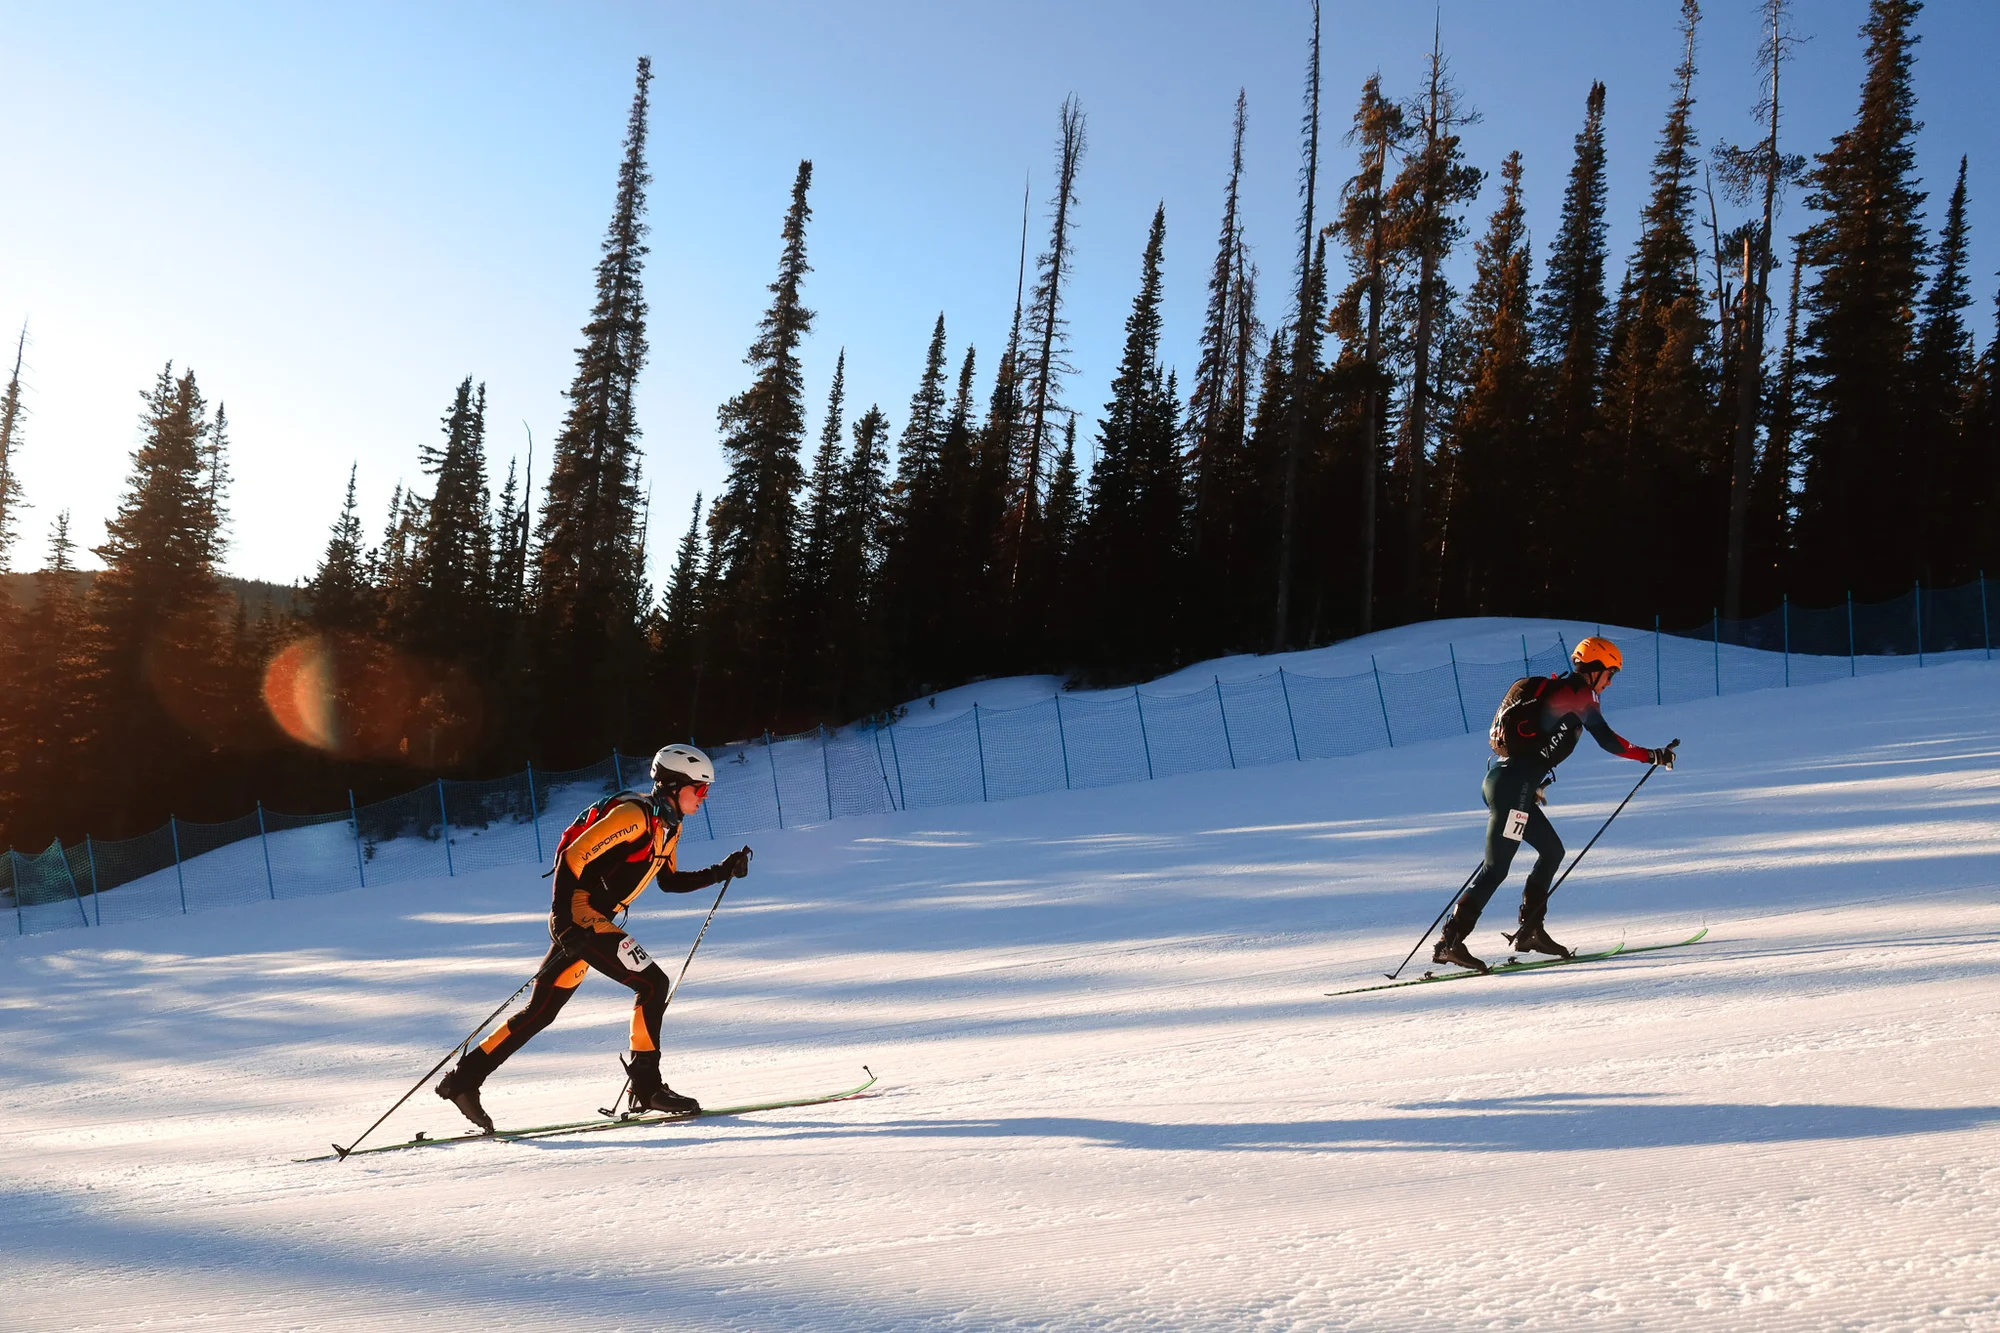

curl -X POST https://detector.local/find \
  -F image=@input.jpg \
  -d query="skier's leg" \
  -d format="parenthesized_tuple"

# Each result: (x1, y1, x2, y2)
(1437, 766, 1530, 970)
(578, 932, 699, 1115)
(437, 942, 588, 1129)
(1510, 807, 1572, 957)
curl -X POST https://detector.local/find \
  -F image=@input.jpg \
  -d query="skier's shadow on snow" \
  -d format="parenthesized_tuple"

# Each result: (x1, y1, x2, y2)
(534, 1092, 2000, 1155)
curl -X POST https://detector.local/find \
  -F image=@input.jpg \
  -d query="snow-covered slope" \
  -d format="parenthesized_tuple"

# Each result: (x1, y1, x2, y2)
(4, 634, 1999, 1331)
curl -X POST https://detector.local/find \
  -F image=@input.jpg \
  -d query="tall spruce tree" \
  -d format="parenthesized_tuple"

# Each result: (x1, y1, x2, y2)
(532, 57, 654, 747)
(1013, 97, 1087, 585)
(798, 352, 848, 630)
(1328, 73, 1401, 640)
(1745, 247, 1804, 605)
(1085, 205, 1184, 674)
(1383, 29, 1483, 618)
(1911, 158, 1977, 582)
(1538, 84, 1611, 452)
(0, 514, 92, 846)
(824, 405, 888, 709)
(1274, 0, 1325, 647)
(89, 366, 228, 832)
(1792, 0, 1929, 599)
(1716, 0, 1804, 617)
(707, 159, 816, 723)
(1437, 152, 1536, 616)
(0, 326, 28, 574)
(410, 377, 494, 651)
(1188, 92, 1264, 658)
(1597, 0, 1720, 622)
(306, 463, 374, 632)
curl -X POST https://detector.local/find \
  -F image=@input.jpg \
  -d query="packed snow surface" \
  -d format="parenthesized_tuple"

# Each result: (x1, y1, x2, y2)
(5, 620, 1999, 1331)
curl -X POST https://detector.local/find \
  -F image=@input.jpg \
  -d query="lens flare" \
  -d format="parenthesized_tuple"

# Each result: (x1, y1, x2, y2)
(261, 634, 483, 764)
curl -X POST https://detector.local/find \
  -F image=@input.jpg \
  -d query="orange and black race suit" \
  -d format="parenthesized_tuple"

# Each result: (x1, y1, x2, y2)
(460, 797, 730, 1080)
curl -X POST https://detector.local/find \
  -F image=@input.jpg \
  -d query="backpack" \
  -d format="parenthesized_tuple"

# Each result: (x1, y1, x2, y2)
(1489, 675, 1554, 759)
(543, 790, 655, 877)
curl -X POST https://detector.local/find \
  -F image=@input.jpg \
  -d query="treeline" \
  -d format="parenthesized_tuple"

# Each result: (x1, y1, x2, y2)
(3, 2, 1997, 850)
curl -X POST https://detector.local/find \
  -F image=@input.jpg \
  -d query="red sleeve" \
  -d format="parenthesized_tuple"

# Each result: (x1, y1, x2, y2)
(1585, 706, 1651, 761)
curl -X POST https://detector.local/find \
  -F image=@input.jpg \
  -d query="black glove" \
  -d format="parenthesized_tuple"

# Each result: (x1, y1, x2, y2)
(1649, 744, 1677, 770)
(717, 846, 753, 880)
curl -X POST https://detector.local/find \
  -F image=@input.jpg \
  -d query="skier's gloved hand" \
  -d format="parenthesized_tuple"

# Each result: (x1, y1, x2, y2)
(1649, 744, 1677, 770)
(718, 846, 753, 880)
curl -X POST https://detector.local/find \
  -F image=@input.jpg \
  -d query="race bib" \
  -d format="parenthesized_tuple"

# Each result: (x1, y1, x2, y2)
(1503, 808, 1530, 842)
(616, 936, 653, 972)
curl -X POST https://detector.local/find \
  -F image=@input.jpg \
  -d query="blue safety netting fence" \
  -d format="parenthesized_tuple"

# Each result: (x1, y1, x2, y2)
(6, 578, 1994, 937)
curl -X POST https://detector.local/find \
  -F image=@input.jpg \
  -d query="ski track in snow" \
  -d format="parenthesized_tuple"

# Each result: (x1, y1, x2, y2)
(5, 633, 2000, 1331)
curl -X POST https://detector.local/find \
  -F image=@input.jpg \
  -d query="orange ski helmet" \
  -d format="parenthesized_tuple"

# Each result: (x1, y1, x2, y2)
(1571, 636, 1623, 674)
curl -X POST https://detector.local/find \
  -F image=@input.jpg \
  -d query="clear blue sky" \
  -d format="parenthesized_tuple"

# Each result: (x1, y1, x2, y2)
(1, 1, 1994, 587)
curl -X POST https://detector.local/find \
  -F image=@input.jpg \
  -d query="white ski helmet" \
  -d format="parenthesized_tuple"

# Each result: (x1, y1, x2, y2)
(650, 743, 715, 789)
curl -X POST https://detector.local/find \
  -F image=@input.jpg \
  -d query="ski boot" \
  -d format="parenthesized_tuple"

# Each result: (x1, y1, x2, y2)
(1431, 917, 1489, 973)
(435, 1065, 495, 1133)
(1505, 890, 1573, 959)
(627, 1051, 702, 1116)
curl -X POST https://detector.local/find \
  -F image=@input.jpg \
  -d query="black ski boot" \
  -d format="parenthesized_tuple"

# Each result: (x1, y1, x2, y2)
(1506, 889, 1573, 959)
(435, 1064, 495, 1133)
(627, 1051, 701, 1116)
(1432, 914, 1489, 973)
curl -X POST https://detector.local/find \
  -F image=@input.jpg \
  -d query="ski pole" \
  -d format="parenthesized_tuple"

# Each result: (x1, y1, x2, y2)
(603, 868, 740, 1117)
(1545, 741, 1677, 899)
(331, 968, 541, 1160)
(1384, 860, 1485, 981)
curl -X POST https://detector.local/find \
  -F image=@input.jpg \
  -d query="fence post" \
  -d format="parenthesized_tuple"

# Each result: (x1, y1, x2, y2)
(1448, 644, 1469, 733)
(764, 731, 785, 829)
(1521, 634, 1530, 675)
(256, 801, 276, 900)
(1915, 579, 1924, 667)
(1371, 655, 1395, 747)
(1134, 688, 1155, 780)
(1215, 677, 1237, 768)
(972, 705, 990, 801)
(349, 790, 367, 887)
(1847, 591, 1856, 678)
(872, 727, 900, 810)
(169, 816, 188, 914)
(1278, 669, 1303, 761)
(888, 724, 907, 811)
(57, 842, 86, 928)
(1654, 615, 1662, 705)
(1783, 596, 1790, 687)
(821, 724, 835, 819)
(1054, 695, 1073, 789)
(611, 749, 624, 790)
(437, 779, 455, 876)
(1981, 572, 1992, 661)
(525, 763, 544, 862)
(1712, 609, 1721, 696)
(703, 793, 717, 840)
(86, 836, 101, 927)
(9, 851, 19, 936)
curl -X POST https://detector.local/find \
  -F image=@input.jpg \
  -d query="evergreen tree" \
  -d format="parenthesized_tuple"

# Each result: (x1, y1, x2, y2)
(491, 455, 529, 620)
(532, 56, 654, 749)
(1437, 152, 1536, 616)
(1383, 30, 1483, 618)
(1792, 0, 1929, 599)
(410, 376, 494, 651)
(88, 365, 228, 832)
(707, 159, 816, 722)
(1597, 0, 1720, 622)
(1910, 157, 1976, 582)
(0, 515, 93, 846)
(306, 463, 374, 632)
(824, 405, 888, 708)
(0, 326, 28, 574)
(1716, 0, 1805, 617)
(1274, 0, 1326, 646)
(1328, 72, 1402, 639)
(1745, 246, 1804, 605)
(1013, 97, 1087, 583)
(798, 351, 848, 629)
(1085, 204, 1185, 673)
(1538, 83, 1611, 454)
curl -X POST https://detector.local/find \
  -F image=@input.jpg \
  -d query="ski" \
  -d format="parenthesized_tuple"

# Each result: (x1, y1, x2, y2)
(304, 1067, 877, 1162)
(1326, 927, 1709, 997)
